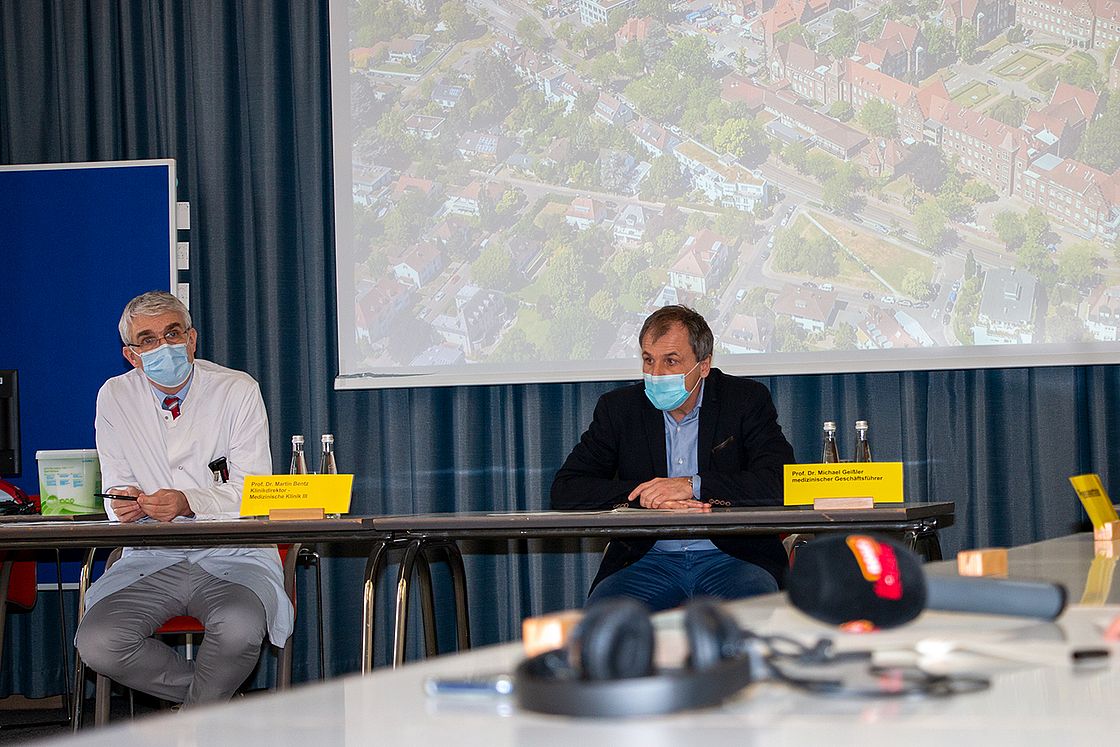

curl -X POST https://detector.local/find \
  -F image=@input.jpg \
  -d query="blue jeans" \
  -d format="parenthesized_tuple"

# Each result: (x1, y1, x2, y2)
(586, 548, 779, 612)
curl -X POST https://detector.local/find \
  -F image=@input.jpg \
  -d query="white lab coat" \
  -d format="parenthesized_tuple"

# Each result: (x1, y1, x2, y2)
(86, 359, 294, 645)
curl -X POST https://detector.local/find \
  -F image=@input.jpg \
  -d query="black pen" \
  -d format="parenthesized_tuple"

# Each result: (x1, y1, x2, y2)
(93, 492, 140, 502)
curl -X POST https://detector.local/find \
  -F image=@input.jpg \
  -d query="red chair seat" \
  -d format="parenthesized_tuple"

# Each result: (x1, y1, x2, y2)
(154, 547, 291, 635)
(156, 616, 204, 635)
(153, 544, 293, 636)
(8, 561, 36, 609)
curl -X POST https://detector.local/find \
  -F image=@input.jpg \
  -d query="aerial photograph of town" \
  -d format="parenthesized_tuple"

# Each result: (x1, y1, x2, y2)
(343, 0, 1120, 371)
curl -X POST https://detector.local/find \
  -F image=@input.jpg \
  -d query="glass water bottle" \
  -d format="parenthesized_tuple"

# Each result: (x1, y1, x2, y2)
(319, 434, 338, 475)
(289, 435, 308, 475)
(821, 421, 839, 463)
(854, 421, 872, 462)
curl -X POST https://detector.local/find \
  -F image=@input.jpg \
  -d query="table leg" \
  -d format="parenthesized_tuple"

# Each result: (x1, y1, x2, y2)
(412, 540, 472, 656)
(0, 559, 10, 677)
(904, 527, 944, 562)
(54, 551, 73, 725)
(296, 546, 326, 679)
(361, 539, 389, 675)
(72, 547, 98, 731)
(393, 540, 422, 668)
(414, 550, 439, 659)
(441, 541, 471, 652)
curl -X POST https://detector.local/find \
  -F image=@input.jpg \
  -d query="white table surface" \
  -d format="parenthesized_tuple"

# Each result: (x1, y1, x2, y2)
(53, 533, 1120, 747)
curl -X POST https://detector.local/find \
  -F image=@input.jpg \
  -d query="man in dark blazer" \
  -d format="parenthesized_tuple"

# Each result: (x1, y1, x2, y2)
(551, 305, 795, 611)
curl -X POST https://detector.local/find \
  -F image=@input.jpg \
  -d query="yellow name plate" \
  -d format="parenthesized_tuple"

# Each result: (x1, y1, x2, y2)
(240, 474, 354, 516)
(1069, 473, 1120, 529)
(783, 462, 904, 506)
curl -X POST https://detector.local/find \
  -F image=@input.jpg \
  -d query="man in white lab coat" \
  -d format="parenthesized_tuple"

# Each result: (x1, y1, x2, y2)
(75, 291, 293, 706)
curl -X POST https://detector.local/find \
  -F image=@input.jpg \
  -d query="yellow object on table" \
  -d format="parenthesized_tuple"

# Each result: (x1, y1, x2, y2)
(241, 474, 353, 517)
(784, 462, 903, 506)
(1069, 473, 1120, 529)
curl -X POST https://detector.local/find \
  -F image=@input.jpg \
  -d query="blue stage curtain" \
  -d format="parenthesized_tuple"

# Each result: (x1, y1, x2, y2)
(1, 0, 1111, 690)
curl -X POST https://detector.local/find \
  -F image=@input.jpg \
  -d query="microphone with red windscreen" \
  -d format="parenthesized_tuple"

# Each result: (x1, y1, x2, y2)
(788, 534, 1066, 631)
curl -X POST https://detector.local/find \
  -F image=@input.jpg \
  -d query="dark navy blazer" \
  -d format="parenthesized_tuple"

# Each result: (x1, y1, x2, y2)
(551, 368, 796, 592)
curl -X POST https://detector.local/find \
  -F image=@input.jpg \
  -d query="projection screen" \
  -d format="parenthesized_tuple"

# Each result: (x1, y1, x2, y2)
(330, 0, 1120, 389)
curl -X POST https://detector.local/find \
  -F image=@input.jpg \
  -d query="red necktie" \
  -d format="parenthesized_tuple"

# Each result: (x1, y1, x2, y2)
(163, 396, 181, 419)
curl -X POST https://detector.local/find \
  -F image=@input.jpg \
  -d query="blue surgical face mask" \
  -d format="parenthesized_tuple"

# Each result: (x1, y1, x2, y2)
(140, 343, 193, 388)
(643, 361, 701, 411)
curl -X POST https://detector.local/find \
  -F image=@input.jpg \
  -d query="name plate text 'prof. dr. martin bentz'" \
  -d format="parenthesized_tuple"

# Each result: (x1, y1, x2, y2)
(240, 474, 353, 516)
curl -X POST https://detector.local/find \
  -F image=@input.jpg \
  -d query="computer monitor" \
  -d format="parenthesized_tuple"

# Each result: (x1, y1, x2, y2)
(0, 370, 19, 476)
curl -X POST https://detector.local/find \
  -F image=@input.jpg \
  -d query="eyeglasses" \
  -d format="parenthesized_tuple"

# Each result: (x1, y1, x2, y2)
(128, 328, 191, 353)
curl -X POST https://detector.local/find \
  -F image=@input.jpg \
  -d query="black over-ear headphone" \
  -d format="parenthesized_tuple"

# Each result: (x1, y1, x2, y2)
(515, 597, 756, 718)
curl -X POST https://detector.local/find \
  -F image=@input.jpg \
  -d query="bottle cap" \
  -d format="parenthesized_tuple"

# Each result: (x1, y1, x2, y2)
(823, 421, 836, 431)
(291, 435, 304, 445)
(855, 420, 868, 430)
(321, 434, 334, 443)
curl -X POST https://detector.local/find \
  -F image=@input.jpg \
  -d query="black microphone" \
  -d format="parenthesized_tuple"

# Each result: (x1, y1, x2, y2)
(788, 534, 1067, 630)
(924, 575, 1067, 620)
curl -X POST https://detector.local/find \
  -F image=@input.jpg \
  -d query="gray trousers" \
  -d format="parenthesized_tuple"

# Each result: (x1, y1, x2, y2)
(75, 561, 267, 706)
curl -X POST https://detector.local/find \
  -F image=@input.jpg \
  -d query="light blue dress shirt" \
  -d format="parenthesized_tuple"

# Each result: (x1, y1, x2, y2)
(651, 381, 717, 553)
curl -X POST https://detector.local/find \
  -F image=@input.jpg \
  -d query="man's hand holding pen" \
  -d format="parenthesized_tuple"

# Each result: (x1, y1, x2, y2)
(101, 487, 191, 522)
(103, 487, 145, 523)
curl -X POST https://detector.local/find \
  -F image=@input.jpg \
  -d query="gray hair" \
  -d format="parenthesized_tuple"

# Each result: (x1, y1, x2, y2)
(118, 291, 192, 344)
(639, 305, 714, 362)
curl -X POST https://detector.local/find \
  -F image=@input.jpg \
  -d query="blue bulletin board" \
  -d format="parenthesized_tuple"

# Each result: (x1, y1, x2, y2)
(0, 159, 177, 508)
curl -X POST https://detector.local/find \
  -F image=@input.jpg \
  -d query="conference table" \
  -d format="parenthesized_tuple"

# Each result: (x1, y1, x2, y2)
(360, 502, 956, 670)
(0, 502, 956, 718)
(0, 516, 380, 550)
(58, 531, 1120, 746)
(0, 505, 956, 676)
(0, 516, 385, 729)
